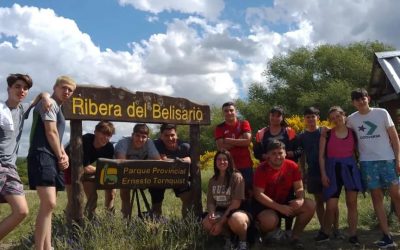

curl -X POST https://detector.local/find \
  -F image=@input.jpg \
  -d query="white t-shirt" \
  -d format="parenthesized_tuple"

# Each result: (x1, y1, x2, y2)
(347, 108, 395, 161)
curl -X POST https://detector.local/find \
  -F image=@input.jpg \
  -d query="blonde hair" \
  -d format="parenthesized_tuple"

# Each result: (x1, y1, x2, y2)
(54, 75, 76, 90)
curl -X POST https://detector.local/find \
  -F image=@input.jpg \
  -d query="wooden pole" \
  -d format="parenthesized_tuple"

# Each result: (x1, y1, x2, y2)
(68, 120, 84, 223)
(189, 124, 203, 217)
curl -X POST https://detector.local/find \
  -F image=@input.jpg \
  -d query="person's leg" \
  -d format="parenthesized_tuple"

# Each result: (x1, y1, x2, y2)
(313, 193, 325, 229)
(178, 190, 193, 218)
(35, 186, 56, 250)
(370, 188, 389, 234)
(83, 181, 98, 219)
(227, 211, 250, 241)
(345, 190, 358, 236)
(65, 184, 72, 217)
(322, 198, 338, 235)
(292, 198, 316, 239)
(388, 183, 400, 221)
(0, 195, 29, 240)
(104, 189, 116, 211)
(257, 209, 279, 233)
(148, 188, 165, 217)
(120, 188, 131, 218)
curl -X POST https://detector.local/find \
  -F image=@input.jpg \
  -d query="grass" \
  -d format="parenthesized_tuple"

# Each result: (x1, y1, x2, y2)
(1, 161, 400, 249)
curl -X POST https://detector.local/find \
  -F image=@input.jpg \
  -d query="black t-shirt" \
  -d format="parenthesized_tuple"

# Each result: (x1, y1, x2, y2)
(66, 133, 114, 166)
(153, 139, 190, 159)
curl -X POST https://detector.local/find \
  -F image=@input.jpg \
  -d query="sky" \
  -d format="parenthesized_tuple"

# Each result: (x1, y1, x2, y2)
(1, 0, 400, 155)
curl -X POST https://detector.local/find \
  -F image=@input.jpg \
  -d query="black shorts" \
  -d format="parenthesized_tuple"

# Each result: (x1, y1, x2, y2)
(28, 151, 65, 191)
(148, 185, 190, 204)
(306, 175, 323, 194)
(252, 200, 291, 220)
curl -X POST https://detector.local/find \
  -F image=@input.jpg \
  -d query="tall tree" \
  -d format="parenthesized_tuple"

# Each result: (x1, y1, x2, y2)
(238, 41, 395, 131)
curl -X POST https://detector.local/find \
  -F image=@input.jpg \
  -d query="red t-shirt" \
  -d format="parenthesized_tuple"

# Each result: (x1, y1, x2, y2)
(214, 120, 253, 169)
(254, 159, 302, 204)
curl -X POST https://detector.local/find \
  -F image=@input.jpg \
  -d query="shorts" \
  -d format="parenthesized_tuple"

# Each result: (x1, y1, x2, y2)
(360, 160, 398, 190)
(0, 164, 24, 203)
(28, 151, 65, 191)
(252, 199, 290, 220)
(306, 175, 323, 194)
(148, 185, 190, 204)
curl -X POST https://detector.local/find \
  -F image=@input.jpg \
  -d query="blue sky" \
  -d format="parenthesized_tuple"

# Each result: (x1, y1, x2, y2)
(1, 0, 399, 155)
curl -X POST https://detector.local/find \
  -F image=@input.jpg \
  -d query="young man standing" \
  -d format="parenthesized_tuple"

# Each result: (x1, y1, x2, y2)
(214, 102, 253, 198)
(28, 76, 76, 250)
(114, 123, 160, 218)
(297, 107, 341, 241)
(253, 140, 315, 249)
(0, 74, 50, 240)
(347, 88, 400, 248)
(149, 123, 192, 217)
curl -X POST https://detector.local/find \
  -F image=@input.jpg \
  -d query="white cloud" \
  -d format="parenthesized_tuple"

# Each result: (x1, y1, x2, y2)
(118, 0, 224, 20)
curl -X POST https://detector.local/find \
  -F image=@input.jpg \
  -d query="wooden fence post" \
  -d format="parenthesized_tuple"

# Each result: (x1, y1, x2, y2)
(68, 120, 84, 223)
(190, 124, 203, 217)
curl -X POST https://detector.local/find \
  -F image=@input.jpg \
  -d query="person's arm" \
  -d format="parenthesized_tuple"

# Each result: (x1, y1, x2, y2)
(288, 180, 305, 210)
(253, 186, 293, 217)
(30, 92, 52, 110)
(223, 132, 252, 147)
(44, 120, 68, 170)
(319, 131, 329, 188)
(388, 126, 400, 173)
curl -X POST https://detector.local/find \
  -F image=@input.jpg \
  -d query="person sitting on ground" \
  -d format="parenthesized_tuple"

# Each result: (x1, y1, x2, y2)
(64, 121, 116, 219)
(253, 140, 315, 249)
(202, 149, 251, 250)
(115, 123, 160, 218)
(318, 106, 363, 246)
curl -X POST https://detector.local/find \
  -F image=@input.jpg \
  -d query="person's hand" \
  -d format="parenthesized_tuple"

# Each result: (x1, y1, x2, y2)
(41, 95, 52, 112)
(210, 220, 223, 236)
(84, 165, 96, 174)
(278, 204, 294, 217)
(208, 212, 220, 225)
(58, 154, 69, 170)
(289, 198, 304, 210)
(321, 174, 330, 188)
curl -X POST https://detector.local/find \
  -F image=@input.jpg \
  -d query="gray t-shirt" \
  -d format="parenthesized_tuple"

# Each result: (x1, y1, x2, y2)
(114, 137, 160, 160)
(29, 98, 65, 157)
(0, 102, 30, 168)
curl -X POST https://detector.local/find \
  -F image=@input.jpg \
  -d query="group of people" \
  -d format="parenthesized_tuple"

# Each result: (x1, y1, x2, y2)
(1, 73, 400, 250)
(203, 89, 400, 250)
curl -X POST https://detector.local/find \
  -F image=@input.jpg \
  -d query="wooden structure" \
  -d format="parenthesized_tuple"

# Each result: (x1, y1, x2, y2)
(369, 51, 400, 133)
(63, 86, 210, 222)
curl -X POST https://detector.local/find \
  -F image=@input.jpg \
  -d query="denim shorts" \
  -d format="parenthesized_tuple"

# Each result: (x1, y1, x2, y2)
(0, 164, 24, 203)
(360, 160, 398, 190)
(28, 151, 65, 191)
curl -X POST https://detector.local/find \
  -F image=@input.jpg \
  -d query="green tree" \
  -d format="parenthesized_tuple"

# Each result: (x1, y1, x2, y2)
(239, 41, 395, 128)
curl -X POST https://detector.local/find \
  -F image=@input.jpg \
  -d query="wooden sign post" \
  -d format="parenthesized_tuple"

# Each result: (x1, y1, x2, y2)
(63, 86, 210, 222)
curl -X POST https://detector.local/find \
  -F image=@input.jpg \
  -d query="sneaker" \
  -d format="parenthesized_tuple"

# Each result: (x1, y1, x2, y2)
(314, 231, 330, 243)
(266, 228, 285, 242)
(290, 238, 304, 250)
(374, 234, 397, 249)
(237, 241, 249, 250)
(224, 238, 233, 250)
(333, 229, 346, 240)
(348, 235, 360, 247)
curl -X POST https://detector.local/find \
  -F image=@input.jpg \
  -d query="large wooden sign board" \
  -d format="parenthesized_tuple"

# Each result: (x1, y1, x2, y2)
(96, 158, 190, 189)
(63, 86, 210, 125)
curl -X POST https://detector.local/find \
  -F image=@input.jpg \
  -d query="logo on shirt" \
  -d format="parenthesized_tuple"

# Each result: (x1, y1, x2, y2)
(358, 121, 380, 139)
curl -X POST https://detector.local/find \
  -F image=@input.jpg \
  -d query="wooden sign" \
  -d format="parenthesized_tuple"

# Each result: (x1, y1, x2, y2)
(63, 85, 210, 125)
(95, 158, 190, 189)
